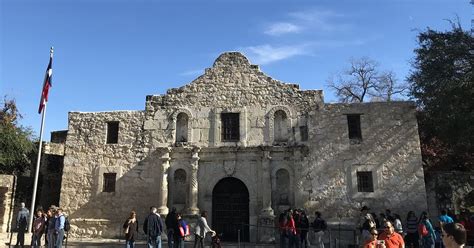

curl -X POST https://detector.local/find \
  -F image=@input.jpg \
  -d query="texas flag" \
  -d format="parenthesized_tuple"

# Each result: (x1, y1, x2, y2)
(38, 54, 52, 114)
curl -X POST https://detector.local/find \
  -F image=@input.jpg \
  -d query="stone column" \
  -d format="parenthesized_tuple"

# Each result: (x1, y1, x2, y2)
(157, 147, 171, 215)
(258, 148, 275, 243)
(261, 149, 274, 216)
(187, 147, 200, 215)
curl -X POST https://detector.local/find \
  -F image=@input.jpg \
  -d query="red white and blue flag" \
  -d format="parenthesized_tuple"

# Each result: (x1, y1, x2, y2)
(38, 54, 52, 114)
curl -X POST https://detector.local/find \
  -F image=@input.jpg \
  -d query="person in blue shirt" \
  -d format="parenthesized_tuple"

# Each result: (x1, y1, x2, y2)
(55, 208, 66, 248)
(438, 210, 454, 248)
(439, 210, 454, 225)
(420, 212, 437, 248)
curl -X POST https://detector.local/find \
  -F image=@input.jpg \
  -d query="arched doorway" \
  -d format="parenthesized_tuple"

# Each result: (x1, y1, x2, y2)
(212, 177, 249, 242)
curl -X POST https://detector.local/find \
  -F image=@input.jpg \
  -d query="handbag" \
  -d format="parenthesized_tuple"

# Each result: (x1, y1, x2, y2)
(179, 224, 190, 237)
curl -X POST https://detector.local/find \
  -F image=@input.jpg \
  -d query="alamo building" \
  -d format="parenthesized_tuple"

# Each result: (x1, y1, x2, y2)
(42, 52, 427, 242)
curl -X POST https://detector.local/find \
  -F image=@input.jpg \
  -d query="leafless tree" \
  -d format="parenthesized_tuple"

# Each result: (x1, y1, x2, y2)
(328, 57, 408, 102)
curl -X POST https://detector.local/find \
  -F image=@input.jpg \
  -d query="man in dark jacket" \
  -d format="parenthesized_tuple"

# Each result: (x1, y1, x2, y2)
(16, 202, 29, 248)
(165, 207, 178, 248)
(144, 207, 164, 248)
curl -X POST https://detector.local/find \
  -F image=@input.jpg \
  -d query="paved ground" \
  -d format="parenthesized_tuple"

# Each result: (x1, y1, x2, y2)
(0, 232, 267, 248)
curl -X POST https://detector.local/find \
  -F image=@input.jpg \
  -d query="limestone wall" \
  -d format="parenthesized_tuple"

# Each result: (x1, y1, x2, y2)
(56, 52, 427, 239)
(142, 52, 322, 148)
(299, 102, 427, 224)
(0, 175, 15, 233)
(60, 110, 148, 237)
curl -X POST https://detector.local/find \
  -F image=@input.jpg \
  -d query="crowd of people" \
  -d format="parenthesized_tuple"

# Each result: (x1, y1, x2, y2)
(14, 203, 67, 248)
(357, 206, 471, 248)
(14, 202, 472, 248)
(124, 206, 217, 248)
(275, 206, 472, 248)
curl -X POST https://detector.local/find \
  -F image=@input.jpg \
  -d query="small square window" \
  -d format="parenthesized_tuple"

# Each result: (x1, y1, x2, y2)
(221, 113, 240, 142)
(106, 121, 119, 144)
(357, 171, 374, 192)
(103, 173, 116, 192)
(347, 115, 362, 143)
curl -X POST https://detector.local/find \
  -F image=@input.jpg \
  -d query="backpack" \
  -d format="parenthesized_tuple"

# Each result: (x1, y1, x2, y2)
(418, 223, 428, 236)
(64, 216, 71, 232)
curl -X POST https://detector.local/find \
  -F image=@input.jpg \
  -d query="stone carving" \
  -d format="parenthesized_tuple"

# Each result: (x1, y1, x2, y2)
(223, 160, 236, 177)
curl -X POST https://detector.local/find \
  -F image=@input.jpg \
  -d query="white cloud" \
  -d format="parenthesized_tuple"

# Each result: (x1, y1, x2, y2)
(241, 44, 308, 65)
(287, 8, 348, 32)
(264, 22, 302, 36)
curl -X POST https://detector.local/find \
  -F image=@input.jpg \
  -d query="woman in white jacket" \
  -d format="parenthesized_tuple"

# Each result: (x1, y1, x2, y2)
(194, 211, 215, 248)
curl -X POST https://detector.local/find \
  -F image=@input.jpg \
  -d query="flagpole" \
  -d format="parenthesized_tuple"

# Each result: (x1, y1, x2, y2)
(28, 47, 53, 233)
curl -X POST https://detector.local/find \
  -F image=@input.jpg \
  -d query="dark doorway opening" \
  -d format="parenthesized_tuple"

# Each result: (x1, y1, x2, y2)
(212, 177, 249, 242)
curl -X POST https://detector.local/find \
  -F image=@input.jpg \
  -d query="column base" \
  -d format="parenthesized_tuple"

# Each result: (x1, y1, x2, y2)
(186, 207, 200, 216)
(257, 213, 275, 243)
(157, 206, 169, 215)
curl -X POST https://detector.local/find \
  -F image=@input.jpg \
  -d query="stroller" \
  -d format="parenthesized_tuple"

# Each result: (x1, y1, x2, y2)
(211, 232, 222, 248)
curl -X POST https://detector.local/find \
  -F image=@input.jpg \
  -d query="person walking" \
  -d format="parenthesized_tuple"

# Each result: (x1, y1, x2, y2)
(143, 206, 164, 248)
(46, 208, 56, 248)
(123, 211, 139, 248)
(31, 209, 46, 248)
(55, 208, 66, 248)
(194, 211, 215, 248)
(312, 211, 327, 248)
(394, 214, 404, 235)
(176, 213, 188, 248)
(279, 210, 289, 248)
(419, 212, 436, 248)
(441, 222, 466, 248)
(287, 209, 298, 248)
(165, 207, 178, 248)
(405, 211, 419, 248)
(360, 206, 377, 244)
(15, 202, 29, 248)
(299, 211, 310, 248)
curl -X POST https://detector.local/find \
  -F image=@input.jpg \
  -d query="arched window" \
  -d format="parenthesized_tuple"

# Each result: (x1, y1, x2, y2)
(276, 169, 290, 205)
(173, 169, 187, 204)
(176, 113, 189, 143)
(274, 110, 288, 143)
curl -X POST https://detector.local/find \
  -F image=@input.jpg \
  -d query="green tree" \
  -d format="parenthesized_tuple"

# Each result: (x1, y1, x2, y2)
(408, 23, 474, 170)
(0, 96, 37, 174)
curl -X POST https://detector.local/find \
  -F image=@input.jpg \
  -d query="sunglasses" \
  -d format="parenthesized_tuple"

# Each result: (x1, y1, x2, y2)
(384, 225, 392, 229)
(371, 233, 378, 236)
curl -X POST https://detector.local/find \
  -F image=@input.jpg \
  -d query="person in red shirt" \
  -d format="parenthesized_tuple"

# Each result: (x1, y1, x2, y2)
(378, 220, 405, 248)
(364, 227, 379, 248)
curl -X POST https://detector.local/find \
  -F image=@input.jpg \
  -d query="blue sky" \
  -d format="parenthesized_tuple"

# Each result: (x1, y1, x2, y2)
(1, 0, 472, 140)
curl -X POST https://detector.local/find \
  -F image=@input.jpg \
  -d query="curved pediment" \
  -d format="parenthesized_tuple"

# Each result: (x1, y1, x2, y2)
(146, 52, 323, 110)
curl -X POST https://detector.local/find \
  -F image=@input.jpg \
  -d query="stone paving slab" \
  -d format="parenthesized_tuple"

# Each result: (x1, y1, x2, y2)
(0, 233, 278, 248)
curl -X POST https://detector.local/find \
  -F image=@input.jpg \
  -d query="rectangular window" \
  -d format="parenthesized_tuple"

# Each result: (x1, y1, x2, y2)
(300, 126, 308, 141)
(221, 113, 240, 142)
(347, 114, 362, 143)
(357, 171, 374, 192)
(106, 121, 119, 144)
(103, 173, 116, 192)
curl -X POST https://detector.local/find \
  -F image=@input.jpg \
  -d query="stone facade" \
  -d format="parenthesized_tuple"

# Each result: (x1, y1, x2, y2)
(50, 52, 427, 241)
(0, 175, 15, 233)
